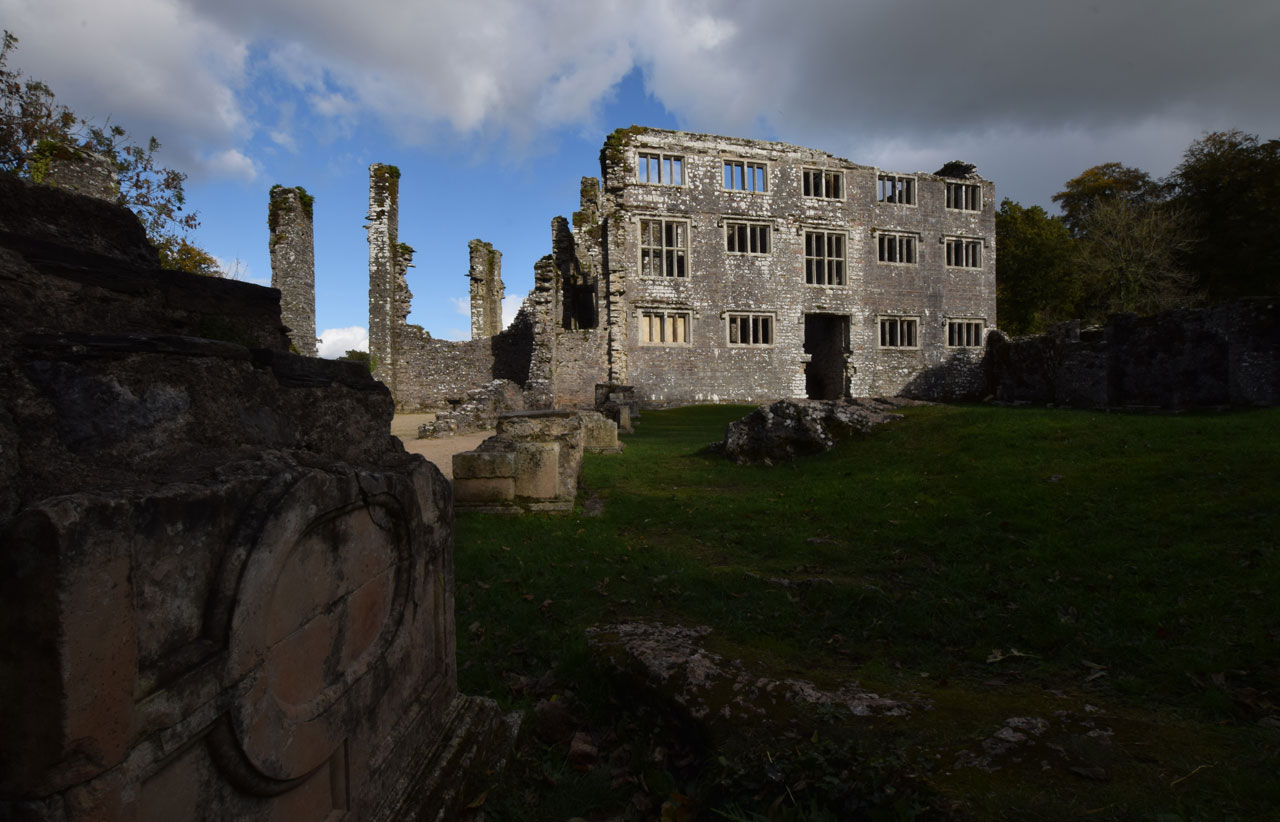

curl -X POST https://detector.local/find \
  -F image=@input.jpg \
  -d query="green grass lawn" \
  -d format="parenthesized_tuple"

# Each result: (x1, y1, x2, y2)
(454, 404, 1280, 820)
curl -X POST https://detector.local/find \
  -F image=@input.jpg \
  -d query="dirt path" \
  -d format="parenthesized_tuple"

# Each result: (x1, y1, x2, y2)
(392, 414, 494, 480)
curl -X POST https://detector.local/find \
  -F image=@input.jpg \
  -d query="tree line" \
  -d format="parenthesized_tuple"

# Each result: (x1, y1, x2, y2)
(1, 30, 221, 276)
(997, 130, 1280, 334)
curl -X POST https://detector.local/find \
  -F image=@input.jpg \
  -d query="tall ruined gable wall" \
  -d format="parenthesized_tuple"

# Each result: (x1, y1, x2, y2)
(269, 185, 317, 356)
(600, 127, 996, 406)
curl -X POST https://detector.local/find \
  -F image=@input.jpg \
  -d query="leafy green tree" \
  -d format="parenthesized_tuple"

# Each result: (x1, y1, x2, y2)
(154, 236, 222, 277)
(1, 30, 208, 273)
(995, 198, 1079, 334)
(1052, 162, 1162, 237)
(1167, 129, 1280, 300)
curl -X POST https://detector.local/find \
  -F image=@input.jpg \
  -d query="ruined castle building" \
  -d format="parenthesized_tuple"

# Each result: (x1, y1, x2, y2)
(367, 127, 995, 414)
(596, 128, 997, 405)
(468, 239, 505, 338)
(268, 185, 317, 356)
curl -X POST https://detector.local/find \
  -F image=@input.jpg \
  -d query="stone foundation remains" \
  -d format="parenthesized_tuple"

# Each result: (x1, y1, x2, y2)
(0, 173, 516, 821)
(716, 397, 924, 465)
(451, 410, 618, 513)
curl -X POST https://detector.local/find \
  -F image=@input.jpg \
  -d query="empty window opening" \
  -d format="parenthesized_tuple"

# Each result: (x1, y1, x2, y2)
(562, 280, 598, 330)
(723, 160, 768, 192)
(726, 221, 771, 254)
(803, 168, 843, 199)
(878, 174, 916, 205)
(639, 309, 690, 345)
(947, 319, 985, 347)
(640, 219, 688, 278)
(637, 152, 683, 186)
(805, 231, 846, 286)
(945, 237, 983, 268)
(727, 313, 774, 347)
(877, 232, 917, 264)
(945, 182, 981, 211)
(879, 316, 919, 348)
(804, 313, 849, 400)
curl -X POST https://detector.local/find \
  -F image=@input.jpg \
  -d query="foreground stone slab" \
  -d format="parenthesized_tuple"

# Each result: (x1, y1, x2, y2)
(586, 622, 912, 732)
(0, 174, 516, 821)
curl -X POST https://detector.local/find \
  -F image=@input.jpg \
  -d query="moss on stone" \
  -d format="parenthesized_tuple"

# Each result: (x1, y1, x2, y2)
(372, 164, 402, 181)
(28, 140, 86, 184)
(600, 125, 649, 177)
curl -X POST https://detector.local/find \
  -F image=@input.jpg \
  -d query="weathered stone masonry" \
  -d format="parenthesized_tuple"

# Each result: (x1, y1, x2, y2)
(598, 129, 997, 407)
(0, 171, 516, 821)
(269, 185, 317, 356)
(366, 164, 536, 412)
(468, 239, 504, 340)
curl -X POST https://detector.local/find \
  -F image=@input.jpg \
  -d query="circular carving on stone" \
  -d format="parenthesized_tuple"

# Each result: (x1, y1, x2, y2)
(223, 470, 411, 783)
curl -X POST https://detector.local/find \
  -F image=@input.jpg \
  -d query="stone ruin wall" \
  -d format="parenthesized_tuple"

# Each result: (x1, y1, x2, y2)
(365, 165, 601, 414)
(0, 172, 514, 821)
(269, 185, 317, 356)
(367, 164, 400, 388)
(40, 147, 121, 202)
(985, 299, 1280, 408)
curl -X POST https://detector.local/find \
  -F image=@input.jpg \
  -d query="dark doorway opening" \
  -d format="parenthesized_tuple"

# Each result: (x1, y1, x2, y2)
(804, 314, 848, 400)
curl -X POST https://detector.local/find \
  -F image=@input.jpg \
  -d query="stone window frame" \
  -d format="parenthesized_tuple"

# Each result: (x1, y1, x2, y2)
(802, 167, 844, 200)
(877, 173, 917, 206)
(725, 220, 772, 255)
(638, 217, 690, 279)
(877, 315, 920, 349)
(636, 151, 684, 186)
(723, 158, 769, 193)
(945, 181, 982, 211)
(944, 235, 984, 268)
(804, 229, 847, 287)
(946, 318, 986, 348)
(875, 230, 918, 265)
(725, 311, 776, 348)
(638, 308, 692, 346)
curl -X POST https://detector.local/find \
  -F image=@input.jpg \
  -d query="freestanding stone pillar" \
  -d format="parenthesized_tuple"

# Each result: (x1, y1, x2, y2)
(468, 239, 504, 339)
(269, 185, 317, 356)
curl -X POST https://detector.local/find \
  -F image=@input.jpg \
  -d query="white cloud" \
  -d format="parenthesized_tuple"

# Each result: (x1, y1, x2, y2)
(1, 0, 251, 174)
(317, 326, 368, 358)
(6, 0, 1277, 203)
(204, 148, 259, 182)
(502, 295, 524, 330)
(449, 296, 469, 317)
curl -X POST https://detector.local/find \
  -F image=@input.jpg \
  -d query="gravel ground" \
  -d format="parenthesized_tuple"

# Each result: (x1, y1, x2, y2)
(391, 414, 493, 480)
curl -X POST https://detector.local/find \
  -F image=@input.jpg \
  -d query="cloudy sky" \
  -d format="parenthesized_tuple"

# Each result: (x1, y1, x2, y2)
(5, 0, 1278, 353)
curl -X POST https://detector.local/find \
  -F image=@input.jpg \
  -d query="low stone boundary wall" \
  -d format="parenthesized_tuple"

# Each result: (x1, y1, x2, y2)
(985, 299, 1279, 409)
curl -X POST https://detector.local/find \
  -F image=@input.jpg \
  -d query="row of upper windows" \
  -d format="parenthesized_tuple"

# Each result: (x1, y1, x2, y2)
(635, 151, 982, 210)
(638, 218, 985, 283)
(637, 309, 986, 349)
